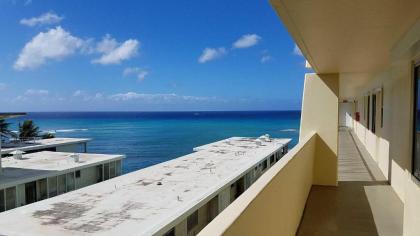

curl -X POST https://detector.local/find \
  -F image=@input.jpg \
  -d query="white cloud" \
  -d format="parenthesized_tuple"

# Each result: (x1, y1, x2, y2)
(233, 34, 261, 49)
(20, 12, 64, 27)
(261, 55, 272, 63)
(109, 92, 215, 103)
(13, 95, 28, 102)
(92, 35, 139, 65)
(11, 89, 50, 103)
(72, 90, 103, 101)
(72, 90, 84, 97)
(24, 89, 49, 96)
(95, 35, 118, 54)
(14, 26, 85, 70)
(123, 67, 148, 81)
(293, 44, 303, 56)
(94, 93, 104, 100)
(24, 0, 32, 6)
(109, 92, 144, 101)
(198, 47, 226, 63)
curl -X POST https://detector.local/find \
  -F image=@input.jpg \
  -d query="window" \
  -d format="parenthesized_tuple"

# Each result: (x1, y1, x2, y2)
(163, 228, 175, 236)
(109, 161, 116, 178)
(57, 175, 66, 195)
(381, 89, 384, 128)
(270, 155, 274, 164)
(75, 170, 81, 178)
(66, 173, 75, 191)
(207, 195, 219, 222)
(367, 95, 371, 130)
(364, 95, 368, 121)
(412, 64, 420, 181)
(5, 187, 16, 210)
(187, 210, 198, 232)
(48, 177, 57, 197)
(262, 159, 268, 170)
(25, 181, 37, 204)
(96, 165, 103, 183)
(282, 145, 288, 154)
(104, 163, 110, 180)
(37, 178, 47, 200)
(372, 94, 376, 133)
(116, 160, 122, 176)
(0, 189, 4, 212)
(235, 177, 245, 198)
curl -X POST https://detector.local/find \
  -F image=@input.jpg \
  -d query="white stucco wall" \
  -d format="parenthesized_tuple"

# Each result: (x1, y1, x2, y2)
(345, 19, 420, 236)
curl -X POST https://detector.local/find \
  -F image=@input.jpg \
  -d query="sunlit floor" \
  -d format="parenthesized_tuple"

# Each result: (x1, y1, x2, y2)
(297, 128, 403, 236)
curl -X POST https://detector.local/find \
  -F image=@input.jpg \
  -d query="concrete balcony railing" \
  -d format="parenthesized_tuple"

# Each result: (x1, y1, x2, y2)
(198, 131, 318, 236)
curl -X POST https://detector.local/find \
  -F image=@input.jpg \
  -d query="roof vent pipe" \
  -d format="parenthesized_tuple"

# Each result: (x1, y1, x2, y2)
(70, 153, 80, 163)
(11, 150, 25, 160)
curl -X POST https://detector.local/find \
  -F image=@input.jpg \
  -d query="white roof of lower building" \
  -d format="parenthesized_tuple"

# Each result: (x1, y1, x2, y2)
(0, 151, 124, 189)
(0, 137, 290, 236)
(0, 138, 91, 155)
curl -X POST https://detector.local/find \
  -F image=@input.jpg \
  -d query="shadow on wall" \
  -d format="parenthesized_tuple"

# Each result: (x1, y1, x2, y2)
(313, 134, 338, 186)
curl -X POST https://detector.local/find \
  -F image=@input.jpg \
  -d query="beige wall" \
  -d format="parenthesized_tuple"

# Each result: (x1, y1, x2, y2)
(198, 73, 340, 236)
(344, 19, 420, 236)
(300, 73, 339, 186)
(198, 132, 317, 236)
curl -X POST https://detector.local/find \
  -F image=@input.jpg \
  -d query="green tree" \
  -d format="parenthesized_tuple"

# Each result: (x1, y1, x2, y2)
(0, 119, 16, 139)
(19, 120, 40, 139)
(41, 133, 55, 139)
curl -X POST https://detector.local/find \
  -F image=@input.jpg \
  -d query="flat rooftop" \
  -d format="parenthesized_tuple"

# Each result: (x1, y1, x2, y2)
(1, 138, 91, 155)
(0, 137, 291, 236)
(0, 151, 124, 189)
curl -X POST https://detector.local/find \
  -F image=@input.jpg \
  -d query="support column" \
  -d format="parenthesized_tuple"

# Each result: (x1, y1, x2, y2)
(300, 73, 339, 186)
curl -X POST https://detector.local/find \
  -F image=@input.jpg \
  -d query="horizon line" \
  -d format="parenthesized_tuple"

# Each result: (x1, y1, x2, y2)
(3, 109, 302, 113)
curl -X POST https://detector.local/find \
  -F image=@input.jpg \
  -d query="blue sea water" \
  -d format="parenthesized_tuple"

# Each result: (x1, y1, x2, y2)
(9, 111, 301, 174)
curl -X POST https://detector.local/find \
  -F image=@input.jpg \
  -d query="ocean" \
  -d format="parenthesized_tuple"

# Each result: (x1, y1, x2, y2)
(8, 111, 301, 174)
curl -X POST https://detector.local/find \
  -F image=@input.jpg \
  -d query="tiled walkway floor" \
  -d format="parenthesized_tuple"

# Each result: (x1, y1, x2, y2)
(297, 129, 403, 236)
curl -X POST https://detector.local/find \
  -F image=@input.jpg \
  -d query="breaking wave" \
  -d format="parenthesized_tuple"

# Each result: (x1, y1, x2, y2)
(44, 129, 88, 134)
(279, 128, 298, 132)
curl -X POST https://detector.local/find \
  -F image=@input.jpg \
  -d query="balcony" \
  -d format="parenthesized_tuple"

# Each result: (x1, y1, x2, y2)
(199, 129, 403, 236)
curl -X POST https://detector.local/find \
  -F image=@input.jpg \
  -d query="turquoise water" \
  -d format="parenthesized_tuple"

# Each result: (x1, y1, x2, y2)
(9, 111, 301, 173)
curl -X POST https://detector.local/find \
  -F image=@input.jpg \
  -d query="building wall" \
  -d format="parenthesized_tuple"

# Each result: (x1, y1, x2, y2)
(158, 147, 288, 236)
(56, 143, 86, 153)
(339, 102, 355, 128)
(0, 159, 122, 213)
(346, 19, 420, 236)
(75, 165, 98, 189)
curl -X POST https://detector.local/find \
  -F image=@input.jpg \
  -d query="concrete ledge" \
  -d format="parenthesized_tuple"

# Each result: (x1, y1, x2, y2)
(199, 132, 317, 236)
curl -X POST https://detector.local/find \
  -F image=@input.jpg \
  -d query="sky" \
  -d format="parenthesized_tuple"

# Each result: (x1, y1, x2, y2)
(0, 0, 309, 112)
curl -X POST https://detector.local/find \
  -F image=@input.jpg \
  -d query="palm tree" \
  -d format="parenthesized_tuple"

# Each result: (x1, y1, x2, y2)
(19, 120, 40, 140)
(0, 119, 17, 139)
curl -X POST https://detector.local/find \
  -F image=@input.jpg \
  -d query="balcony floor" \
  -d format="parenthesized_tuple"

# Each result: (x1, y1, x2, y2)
(297, 129, 403, 236)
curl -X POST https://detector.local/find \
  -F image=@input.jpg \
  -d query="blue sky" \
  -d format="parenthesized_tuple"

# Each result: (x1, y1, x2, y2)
(0, 0, 308, 112)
